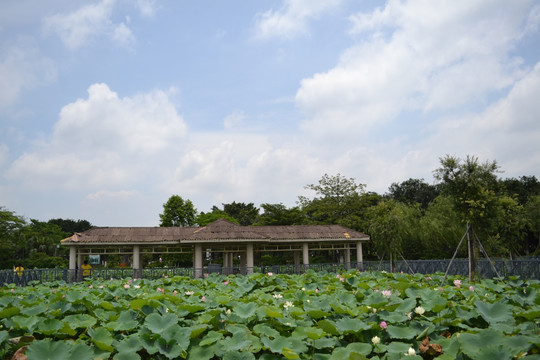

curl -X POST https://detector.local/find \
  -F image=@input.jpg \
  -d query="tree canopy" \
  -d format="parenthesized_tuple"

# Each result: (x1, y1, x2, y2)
(159, 195, 197, 227)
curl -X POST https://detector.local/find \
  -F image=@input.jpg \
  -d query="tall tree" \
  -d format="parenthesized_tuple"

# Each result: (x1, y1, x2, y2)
(433, 155, 501, 279)
(159, 195, 197, 227)
(221, 202, 259, 226)
(367, 200, 420, 271)
(48, 218, 92, 234)
(255, 203, 306, 226)
(387, 178, 439, 210)
(196, 210, 238, 226)
(0, 207, 26, 268)
(299, 173, 366, 226)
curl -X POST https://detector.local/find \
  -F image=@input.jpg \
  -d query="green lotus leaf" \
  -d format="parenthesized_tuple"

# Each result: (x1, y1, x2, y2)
(20, 303, 47, 316)
(363, 292, 389, 308)
(139, 328, 159, 355)
(313, 354, 332, 360)
(37, 318, 64, 335)
(474, 299, 513, 324)
(386, 324, 418, 339)
(26, 339, 72, 360)
(282, 347, 300, 359)
(261, 335, 308, 355)
(161, 324, 190, 344)
(144, 312, 179, 334)
(220, 332, 252, 352)
(335, 317, 369, 334)
(459, 328, 505, 358)
(114, 352, 141, 360)
(12, 315, 40, 331)
(179, 303, 207, 313)
(114, 334, 143, 354)
(303, 326, 326, 340)
(307, 309, 331, 319)
(190, 323, 208, 338)
(65, 290, 84, 303)
(263, 306, 283, 318)
(187, 342, 218, 360)
(317, 319, 339, 336)
(63, 314, 97, 329)
(394, 297, 417, 313)
(312, 337, 339, 350)
(130, 298, 147, 310)
(233, 302, 258, 319)
(88, 327, 114, 352)
(106, 310, 139, 331)
(156, 337, 185, 359)
(223, 351, 256, 360)
(0, 306, 20, 319)
(254, 324, 280, 339)
(422, 294, 448, 312)
(517, 308, 540, 321)
(69, 342, 95, 360)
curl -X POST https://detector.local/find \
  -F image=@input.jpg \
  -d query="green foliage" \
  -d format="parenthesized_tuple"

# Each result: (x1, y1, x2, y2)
(220, 202, 260, 226)
(47, 218, 92, 234)
(1, 272, 538, 359)
(255, 203, 306, 225)
(368, 200, 421, 268)
(196, 210, 238, 226)
(159, 195, 197, 227)
(386, 178, 439, 210)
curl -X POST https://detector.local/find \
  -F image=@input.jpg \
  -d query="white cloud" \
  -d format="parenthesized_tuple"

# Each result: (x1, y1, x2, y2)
(43, 0, 136, 49)
(254, 0, 343, 39)
(223, 110, 245, 129)
(86, 189, 139, 201)
(7, 83, 187, 189)
(296, 1, 535, 139)
(135, 0, 157, 18)
(0, 42, 57, 109)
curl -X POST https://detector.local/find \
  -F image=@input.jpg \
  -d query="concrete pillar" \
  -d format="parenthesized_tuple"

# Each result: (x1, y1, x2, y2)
(69, 247, 77, 283)
(302, 243, 309, 271)
(246, 243, 254, 274)
(223, 251, 229, 274)
(344, 244, 351, 270)
(194, 244, 203, 278)
(356, 241, 363, 270)
(133, 245, 141, 278)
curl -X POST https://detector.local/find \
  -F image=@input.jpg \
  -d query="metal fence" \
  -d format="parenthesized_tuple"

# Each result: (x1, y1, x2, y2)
(2, 258, 539, 286)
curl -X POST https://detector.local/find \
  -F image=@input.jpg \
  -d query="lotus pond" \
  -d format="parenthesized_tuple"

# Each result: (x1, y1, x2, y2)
(1, 271, 539, 360)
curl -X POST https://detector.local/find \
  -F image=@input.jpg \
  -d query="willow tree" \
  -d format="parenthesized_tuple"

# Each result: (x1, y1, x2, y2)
(368, 200, 420, 272)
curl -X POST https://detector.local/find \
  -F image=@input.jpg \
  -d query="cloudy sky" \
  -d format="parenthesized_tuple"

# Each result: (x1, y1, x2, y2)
(1, 0, 539, 226)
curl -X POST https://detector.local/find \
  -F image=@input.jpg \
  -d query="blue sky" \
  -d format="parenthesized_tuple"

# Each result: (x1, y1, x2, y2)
(1, 0, 540, 226)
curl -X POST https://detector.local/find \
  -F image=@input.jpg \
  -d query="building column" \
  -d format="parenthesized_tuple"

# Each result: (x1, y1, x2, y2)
(69, 247, 77, 283)
(344, 244, 351, 270)
(133, 245, 141, 278)
(246, 243, 254, 274)
(223, 251, 229, 275)
(239, 251, 247, 275)
(194, 244, 203, 278)
(302, 242, 309, 271)
(356, 241, 363, 270)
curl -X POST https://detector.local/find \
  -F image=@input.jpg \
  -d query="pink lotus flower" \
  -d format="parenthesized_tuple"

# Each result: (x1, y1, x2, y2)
(173, 290, 177, 295)
(381, 290, 392, 298)
(453, 279, 462, 288)
(224, 280, 229, 285)
(201, 296, 206, 302)
(89, 285, 93, 289)
(469, 286, 474, 291)
(380, 321, 387, 329)
(315, 288, 319, 293)
(268, 272, 273, 276)
(11, 288, 14, 293)
(124, 284, 130, 289)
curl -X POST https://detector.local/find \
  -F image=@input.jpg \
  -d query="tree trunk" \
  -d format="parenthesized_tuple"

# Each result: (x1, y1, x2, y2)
(468, 224, 475, 282)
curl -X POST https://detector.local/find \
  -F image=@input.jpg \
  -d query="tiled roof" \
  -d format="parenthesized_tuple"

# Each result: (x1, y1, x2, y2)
(61, 218, 369, 245)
